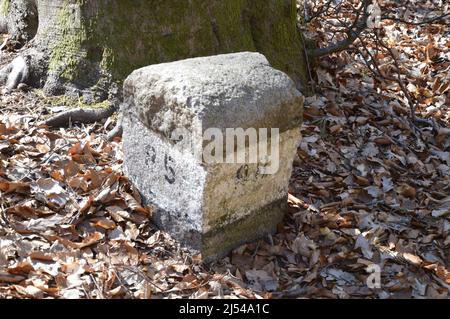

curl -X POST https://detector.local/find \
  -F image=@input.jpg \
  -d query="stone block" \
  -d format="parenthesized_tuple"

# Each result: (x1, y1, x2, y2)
(122, 52, 303, 261)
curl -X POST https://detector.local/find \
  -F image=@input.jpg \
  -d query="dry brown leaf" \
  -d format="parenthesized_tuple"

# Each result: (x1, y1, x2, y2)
(0, 272, 26, 283)
(77, 232, 104, 249)
(402, 253, 423, 266)
(396, 184, 417, 199)
(92, 218, 116, 230)
(0, 180, 30, 194)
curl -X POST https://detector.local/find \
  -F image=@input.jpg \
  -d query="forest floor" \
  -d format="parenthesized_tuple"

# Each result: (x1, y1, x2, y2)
(0, 1, 449, 299)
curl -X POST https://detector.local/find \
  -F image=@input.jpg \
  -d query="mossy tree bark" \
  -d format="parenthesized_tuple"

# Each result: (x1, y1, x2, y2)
(1, 0, 309, 101)
(0, 0, 38, 44)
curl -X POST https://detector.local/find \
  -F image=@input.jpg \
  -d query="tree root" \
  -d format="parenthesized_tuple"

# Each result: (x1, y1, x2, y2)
(0, 56, 29, 92)
(0, 52, 123, 140)
(106, 114, 123, 141)
(44, 105, 117, 128)
(43, 104, 123, 141)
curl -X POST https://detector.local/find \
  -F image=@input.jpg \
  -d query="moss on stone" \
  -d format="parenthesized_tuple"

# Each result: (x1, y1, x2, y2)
(202, 197, 287, 261)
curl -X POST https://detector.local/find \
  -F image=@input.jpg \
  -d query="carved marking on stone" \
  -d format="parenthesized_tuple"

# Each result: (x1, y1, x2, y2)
(236, 164, 250, 181)
(145, 145, 157, 166)
(164, 154, 176, 184)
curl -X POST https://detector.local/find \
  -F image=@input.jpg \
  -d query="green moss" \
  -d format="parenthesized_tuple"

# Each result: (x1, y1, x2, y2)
(202, 198, 286, 261)
(48, 0, 89, 82)
(0, 0, 9, 17)
(249, 0, 308, 88)
(45, 0, 308, 96)
(91, 0, 303, 85)
(35, 88, 110, 109)
(81, 100, 110, 109)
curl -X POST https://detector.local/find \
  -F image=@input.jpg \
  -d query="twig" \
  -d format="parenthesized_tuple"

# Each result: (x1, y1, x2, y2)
(382, 12, 450, 26)
(114, 264, 165, 293)
(299, 31, 316, 94)
(90, 274, 105, 299)
(375, 32, 419, 120)
(308, 0, 371, 58)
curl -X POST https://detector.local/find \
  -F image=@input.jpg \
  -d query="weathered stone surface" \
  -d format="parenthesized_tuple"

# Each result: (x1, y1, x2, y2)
(123, 52, 303, 261)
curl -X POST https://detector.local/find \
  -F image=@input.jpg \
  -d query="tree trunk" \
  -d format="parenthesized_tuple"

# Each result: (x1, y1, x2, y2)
(1, 0, 309, 100)
(0, 0, 38, 44)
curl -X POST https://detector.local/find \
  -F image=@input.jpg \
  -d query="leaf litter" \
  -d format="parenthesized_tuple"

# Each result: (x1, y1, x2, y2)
(0, 0, 449, 299)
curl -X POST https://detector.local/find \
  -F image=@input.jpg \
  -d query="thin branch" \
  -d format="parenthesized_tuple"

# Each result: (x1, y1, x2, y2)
(305, 0, 335, 23)
(376, 32, 418, 120)
(299, 30, 316, 94)
(308, 0, 371, 58)
(382, 12, 450, 26)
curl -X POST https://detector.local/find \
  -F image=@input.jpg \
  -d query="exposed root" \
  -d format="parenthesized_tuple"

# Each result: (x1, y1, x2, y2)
(107, 114, 123, 141)
(0, 55, 29, 92)
(0, 36, 10, 51)
(44, 104, 123, 141)
(44, 105, 117, 128)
